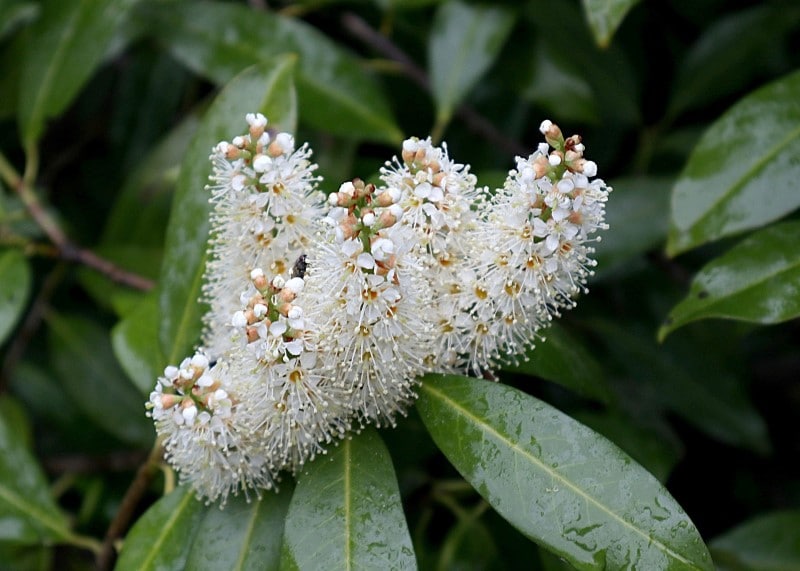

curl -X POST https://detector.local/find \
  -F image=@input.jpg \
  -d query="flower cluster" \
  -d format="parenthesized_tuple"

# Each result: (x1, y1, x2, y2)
(147, 115, 610, 504)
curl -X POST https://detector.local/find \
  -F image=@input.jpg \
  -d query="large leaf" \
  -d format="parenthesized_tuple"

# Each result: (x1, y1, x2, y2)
(138, 1, 401, 144)
(660, 221, 800, 341)
(47, 313, 153, 447)
(667, 70, 800, 256)
(0, 249, 31, 346)
(572, 411, 683, 483)
(503, 323, 612, 404)
(116, 486, 207, 571)
(667, 5, 800, 120)
(0, 1, 38, 41)
(185, 487, 292, 570)
(17, 0, 139, 146)
(158, 57, 297, 365)
(0, 407, 71, 544)
(710, 511, 800, 571)
(280, 429, 416, 570)
(580, 0, 640, 48)
(428, 1, 514, 131)
(112, 293, 163, 395)
(417, 375, 713, 571)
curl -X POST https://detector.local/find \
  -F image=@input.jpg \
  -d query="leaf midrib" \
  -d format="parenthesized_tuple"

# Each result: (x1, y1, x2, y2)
(421, 382, 702, 569)
(674, 117, 800, 246)
(0, 481, 70, 540)
(139, 491, 195, 569)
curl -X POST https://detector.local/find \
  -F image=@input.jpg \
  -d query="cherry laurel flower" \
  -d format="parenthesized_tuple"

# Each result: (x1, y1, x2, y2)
(148, 114, 610, 504)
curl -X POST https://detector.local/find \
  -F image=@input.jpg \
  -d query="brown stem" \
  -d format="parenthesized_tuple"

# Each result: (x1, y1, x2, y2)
(2, 151, 155, 291)
(96, 443, 164, 571)
(341, 12, 529, 157)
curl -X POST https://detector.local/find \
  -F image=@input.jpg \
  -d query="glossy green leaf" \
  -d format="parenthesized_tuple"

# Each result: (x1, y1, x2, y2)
(417, 375, 714, 571)
(0, 407, 71, 544)
(185, 486, 293, 570)
(573, 412, 682, 483)
(710, 510, 800, 571)
(0, 249, 31, 346)
(668, 6, 800, 120)
(0, 1, 38, 41)
(581, 0, 640, 47)
(17, 0, 139, 146)
(281, 429, 416, 570)
(660, 221, 800, 340)
(667, 70, 800, 256)
(47, 313, 153, 447)
(592, 177, 671, 278)
(158, 57, 297, 365)
(112, 294, 163, 395)
(138, 1, 401, 144)
(503, 323, 612, 404)
(588, 319, 770, 454)
(116, 486, 207, 571)
(428, 1, 514, 130)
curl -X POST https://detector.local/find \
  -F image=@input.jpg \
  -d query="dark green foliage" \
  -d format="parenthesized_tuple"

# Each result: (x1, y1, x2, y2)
(1, 1, 799, 569)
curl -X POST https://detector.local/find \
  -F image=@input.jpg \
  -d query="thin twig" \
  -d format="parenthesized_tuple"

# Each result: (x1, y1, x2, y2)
(97, 443, 164, 571)
(341, 12, 529, 157)
(1, 151, 155, 291)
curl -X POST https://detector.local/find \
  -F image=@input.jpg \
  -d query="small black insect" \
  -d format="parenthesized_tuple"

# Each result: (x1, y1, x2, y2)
(291, 254, 307, 279)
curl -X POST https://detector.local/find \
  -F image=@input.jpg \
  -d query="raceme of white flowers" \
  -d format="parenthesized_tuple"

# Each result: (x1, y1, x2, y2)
(146, 114, 611, 504)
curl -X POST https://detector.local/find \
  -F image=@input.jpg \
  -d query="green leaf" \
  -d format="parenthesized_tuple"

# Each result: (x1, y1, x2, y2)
(503, 323, 612, 404)
(0, 407, 71, 544)
(592, 177, 671, 278)
(102, 114, 199, 247)
(17, 0, 140, 146)
(116, 486, 207, 571)
(523, 41, 598, 125)
(0, 1, 38, 41)
(588, 319, 770, 454)
(138, 1, 401, 144)
(572, 412, 683, 483)
(185, 487, 292, 570)
(281, 429, 417, 570)
(428, 1, 515, 130)
(0, 542, 52, 571)
(660, 221, 800, 340)
(112, 293, 163, 395)
(0, 249, 31, 346)
(668, 6, 800, 120)
(47, 313, 153, 447)
(525, 0, 639, 125)
(417, 375, 713, 571)
(581, 0, 640, 48)
(158, 57, 297, 365)
(437, 517, 498, 571)
(667, 70, 800, 256)
(710, 510, 800, 571)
